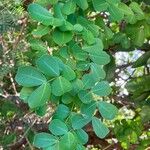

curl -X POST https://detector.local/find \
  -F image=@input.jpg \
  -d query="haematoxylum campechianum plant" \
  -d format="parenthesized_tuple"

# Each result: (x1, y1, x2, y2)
(14, 0, 149, 149)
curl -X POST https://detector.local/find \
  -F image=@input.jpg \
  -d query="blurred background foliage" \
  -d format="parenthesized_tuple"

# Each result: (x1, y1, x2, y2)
(0, 0, 150, 149)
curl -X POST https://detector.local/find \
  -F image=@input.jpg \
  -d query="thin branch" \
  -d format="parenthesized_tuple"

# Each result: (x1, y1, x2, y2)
(9, 73, 18, 95)
(13, 17, 27, 50)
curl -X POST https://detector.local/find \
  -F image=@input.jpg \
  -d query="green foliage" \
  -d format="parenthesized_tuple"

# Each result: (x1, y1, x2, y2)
(97, 101, 118, 120)
(15, 66, 47, 87)
(114, 117, 150, 149)
(13, 0, 150, 149)
(92, 117, 109, 139)
(33, 133, 58, 148)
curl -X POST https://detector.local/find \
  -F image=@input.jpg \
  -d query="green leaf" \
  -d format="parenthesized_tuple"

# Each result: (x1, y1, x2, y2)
(59, 21, 74, 31)
(118, 3, 134, 16)
(62, 0, 76, 15)
(104, 26, 113, 40)
(104, 56, 116, 82)
(20, 87, 34, 103)
(134, 26, 145, 47)
(75, 0, 88, 10)
(71, 79, 84, 94)
(75, 129, 88, 144)
(73, 24, 83, 32)
(133, 51, 150, 68)
(28, 3, 63, 26)
(30, 39, 47, 52)
(92, 117, 109, 138)
(76, 144, 86, 150)
(82, 29, 95, 45)
(108, 4, 124, 21)
(28, 3, 53, 26)
(49, 0, 58, 5)
(52, 29, 73, 46)
(92, 0, 108, 12)
(53, 104, 70, 120)
(89, 51, 110, 65)
(36, 55, 60, 77)
(97, 101, 118, 120)
(92, 81, 112, 96)
(49, 119, 68, 136)
(81, 101, 97, 117)
(71, 114, 91, 129)
(43, 143, 59, 150)
(59, 132, 77, 150)
(61, 93, 74, 104)
(54, 3, 65, 19)
(125, 75, 150, 94)
(62, 65, 76, 81)
(129, 2, 144, 20)
(35, 105, 47, 116)
(76, 61, 90, 71)
(33, 132, 58, 148)
(51, 76, 72, 96)
(78, 90, 93, 104)
(15, 66, 47, 87)
(32, 25, 50, 37)
(28, 83, 51, 108)
(83, 38, 103, 53)
(90, 63, 106, 80)
(70, 43, 88, 61)
(82, 73, 97, 89)
(77, 17, 99, 37)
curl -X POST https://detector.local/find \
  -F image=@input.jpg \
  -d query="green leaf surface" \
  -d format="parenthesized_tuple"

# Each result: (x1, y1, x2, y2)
(62, 65, 76, 81)
(92, 0, 108, 12)
(35, 105, 47, 116)
(61, 93, 74, 104)
(133, 51, 150, 68)
(62, 0, 76, 15)
(75, 129, 88, 144)
(78, 90, 93, 104)
(129, 2, 144, 20)
(82, 73, 97, 89)
(59, 132, 77, 150)
(36, 55, 60, 77)
(92, 117, 109, 138)
(43, 143, 59, 150)
(28, 3, 63, 26)
(83, 38, 103, 53)
(97, 101, 118, 120)
(89, 51, 110, 65)
(108, 4, 124, 21)
(76, 144, 86, 150)
(20, 87, 34, 103)
(33, 132, 58, 148)
(71, 114, 91, 129)
(77, 17, 99, 37)
(49, 119, 68, 136)
(75, 0, 88, 10)
(70, 43, 88, 61)
(53, 104, 70, 120)
(28, 83, 51, 108)
(32, 25, 50, 37)
(92, 81, 112, 96)
(52, 29, 73, 46)
(30, 39, 47, 52)
(82, 29, 95, 45)
(71, 79, 84, 94)
(28, 3, 53, 26)
(81, 101, 97, 117)
(15, 66, 47, 87)
(51, 76, 72, 96)
(90, 63, 106, 80)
